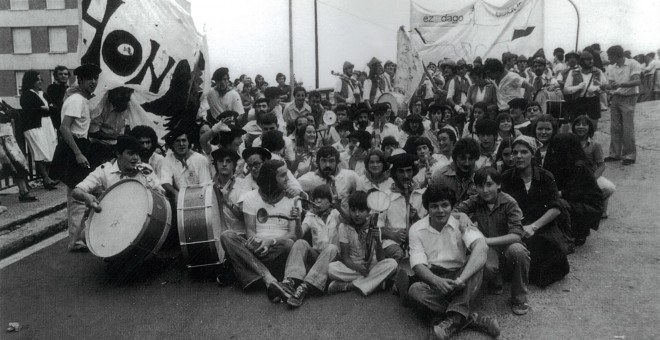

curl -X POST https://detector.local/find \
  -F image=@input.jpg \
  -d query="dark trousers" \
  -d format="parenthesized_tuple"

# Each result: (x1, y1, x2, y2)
(220, 231, 293, 289)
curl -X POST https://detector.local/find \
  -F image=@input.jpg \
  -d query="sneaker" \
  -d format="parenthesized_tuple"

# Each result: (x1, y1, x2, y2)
(622, 159, 635, 166)
(604, 156, 620, 162)
(281, 279, 296, 295)
(267, 282, 293, 303)
(327, 280, 351, 294)
(512, 301, 530, 315)
(465, 313, 500, 338)
(431, 316, 462, 340)
(395, 267, 411, 306)
(287, 283, 308, 308)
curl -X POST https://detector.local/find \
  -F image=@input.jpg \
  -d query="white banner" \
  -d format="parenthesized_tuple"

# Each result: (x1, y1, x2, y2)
(80, 0, 207, 138)
(412, 0, 544, 64)
(395, 26, 425, 104)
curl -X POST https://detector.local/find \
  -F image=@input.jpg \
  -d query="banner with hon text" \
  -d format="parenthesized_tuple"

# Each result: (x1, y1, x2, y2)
(412, 0, 544, 63)
(79, 0, 207, 137)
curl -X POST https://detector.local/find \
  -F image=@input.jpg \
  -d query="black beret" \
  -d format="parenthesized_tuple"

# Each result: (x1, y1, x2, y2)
(211, 148, 240, 163)
(74, 64, 102, 78)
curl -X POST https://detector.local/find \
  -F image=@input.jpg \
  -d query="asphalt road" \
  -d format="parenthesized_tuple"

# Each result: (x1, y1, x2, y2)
(1, 102, 660, 340)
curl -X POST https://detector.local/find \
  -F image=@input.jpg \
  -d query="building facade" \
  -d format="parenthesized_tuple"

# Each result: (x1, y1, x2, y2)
(0, 0, 78, 107)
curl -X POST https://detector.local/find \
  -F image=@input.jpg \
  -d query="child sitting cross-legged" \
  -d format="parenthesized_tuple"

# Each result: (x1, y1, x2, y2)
(326, 191, 397, 296)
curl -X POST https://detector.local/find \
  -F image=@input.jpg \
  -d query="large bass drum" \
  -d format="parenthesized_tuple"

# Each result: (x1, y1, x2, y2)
(534, 89, 565, 116)
(377, 92, 407, 119)
(177, 184, 224, 268)
(85, 179, 171, 276)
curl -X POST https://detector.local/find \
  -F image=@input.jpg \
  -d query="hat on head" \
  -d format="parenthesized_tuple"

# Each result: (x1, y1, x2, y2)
(221, 124, 246, 138)
(508, 98, 528, 110)
(381, 136, 399, 149)
(517, 55, 528, 62)
(473, 56, 483, 64)
(578, 51, 593, 60)
(74, 64, 102, 78)
(343, 61, 354, 70)
(368, 57, 382, 68)
(115, 135, 142, 154)
(263, 87, 282, 99)
(554, 47, 565, 55)
(440, 59, 457, 68)
(532, 57, 546, 66)
(456, 59, 467, 67)
(513, 135, 541, 155)
(218, 110, 239, 120)
(348, 130, 371, 143)
(212, 67, 229, 82)
(389, 151, 419, 173)
(384, 60, 396, 67)
(211, 148, 240, 164)
(241, 147, 272, 161)
(565, 52, 580, 61)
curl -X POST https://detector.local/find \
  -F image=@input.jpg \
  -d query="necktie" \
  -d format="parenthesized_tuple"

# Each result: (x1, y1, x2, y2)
(534, 76, 543, 91)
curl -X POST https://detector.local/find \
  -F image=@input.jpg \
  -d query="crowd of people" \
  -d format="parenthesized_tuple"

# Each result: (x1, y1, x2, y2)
(2, 41, 655, 339)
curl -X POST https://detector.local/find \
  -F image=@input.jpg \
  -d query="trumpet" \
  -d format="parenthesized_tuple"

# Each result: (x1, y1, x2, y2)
(255, 197, 319, 224)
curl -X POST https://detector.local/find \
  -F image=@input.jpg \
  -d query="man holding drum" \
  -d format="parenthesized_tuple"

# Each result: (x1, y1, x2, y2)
(160, 128, 212, 199)
(72, 135, 163, 212)
(210, 148, 246, 236)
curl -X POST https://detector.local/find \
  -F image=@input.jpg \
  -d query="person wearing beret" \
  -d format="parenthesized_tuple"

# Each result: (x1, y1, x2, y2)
(50, 63, 102, 252)
(72, 135, 162, 229)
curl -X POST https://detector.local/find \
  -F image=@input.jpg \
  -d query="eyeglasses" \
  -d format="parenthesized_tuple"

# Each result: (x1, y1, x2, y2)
(246, 161, 262, 169)
(526, 107, 541, 112)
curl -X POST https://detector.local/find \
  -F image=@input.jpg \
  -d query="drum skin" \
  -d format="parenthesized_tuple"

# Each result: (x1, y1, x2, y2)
(177, 184, 223, 268)
(85, 179, 171, 272)
(533, 89, 564, 115)
(377, 92, 407, 119)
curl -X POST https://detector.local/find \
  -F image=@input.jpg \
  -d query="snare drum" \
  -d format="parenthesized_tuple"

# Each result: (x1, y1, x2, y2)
(85, 179, 171, 274)
(533, 89, 564, 116)
(177, 184, 224, 268)
(377, 92, 407, 119)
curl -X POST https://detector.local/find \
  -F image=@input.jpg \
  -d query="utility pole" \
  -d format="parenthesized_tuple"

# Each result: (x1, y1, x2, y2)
(314, 0, 319, 89)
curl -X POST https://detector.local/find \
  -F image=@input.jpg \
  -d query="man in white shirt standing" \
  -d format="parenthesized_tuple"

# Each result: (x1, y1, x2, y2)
(334, 61, 359, 105)
(602, 45, 642, 165)
(206, 67, 244, 123)
(484, 59, 533, 112)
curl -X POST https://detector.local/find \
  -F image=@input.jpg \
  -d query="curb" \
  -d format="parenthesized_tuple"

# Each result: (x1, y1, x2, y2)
(0, 209, 67, 259)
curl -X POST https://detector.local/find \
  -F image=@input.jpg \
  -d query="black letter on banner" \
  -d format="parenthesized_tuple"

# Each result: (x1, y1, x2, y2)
(127, 40, 176, 93)
(102, 30, 143, 76)
(81, 0, 125, 66)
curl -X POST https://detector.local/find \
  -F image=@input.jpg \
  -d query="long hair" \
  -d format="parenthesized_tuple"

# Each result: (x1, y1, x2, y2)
(255, 159, 286, 198)
(296, 123, 317, 148)
(363, 149, 390, 176)
(21, 70, 41, 95)
(543, 133, 589, 188)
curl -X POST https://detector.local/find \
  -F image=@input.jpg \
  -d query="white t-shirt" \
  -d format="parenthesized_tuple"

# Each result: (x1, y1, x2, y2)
(61, 92, 91, 138)
(496, 71, 525, 110)
(206, 88, 243, 120)
(241, 189, 295, 239)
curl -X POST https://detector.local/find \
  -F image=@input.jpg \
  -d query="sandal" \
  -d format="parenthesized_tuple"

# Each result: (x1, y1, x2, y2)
(19, 192, 38, 202)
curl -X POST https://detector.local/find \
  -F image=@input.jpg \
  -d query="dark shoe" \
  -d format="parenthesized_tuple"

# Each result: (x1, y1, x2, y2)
(327, 280, 351, 294)
(575, 237, 586, 246)
(604, 156, 620, 162)
(622, 159, 635, 165)
(19, 192, 38, 202)
(395, 267, 411, 307)
(44, 180, 59, 190)
(431, 316, 463, 340)
(489, 284, 504, 295)
(267, 282, 293, 303)
(465, 313, 501, 338)
(68, 242, 89, 253)
(287, 283, 309, 308)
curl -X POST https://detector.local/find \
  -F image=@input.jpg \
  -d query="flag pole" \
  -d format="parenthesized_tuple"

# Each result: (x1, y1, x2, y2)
(565, 0, 580, 51)
(289, 0, 294, 101)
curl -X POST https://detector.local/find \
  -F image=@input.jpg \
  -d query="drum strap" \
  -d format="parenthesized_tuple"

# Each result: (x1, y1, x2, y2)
(213, 183, 229, 232)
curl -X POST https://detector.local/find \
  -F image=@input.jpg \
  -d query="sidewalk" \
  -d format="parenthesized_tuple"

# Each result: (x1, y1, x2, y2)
(0, 182, 67, 258)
